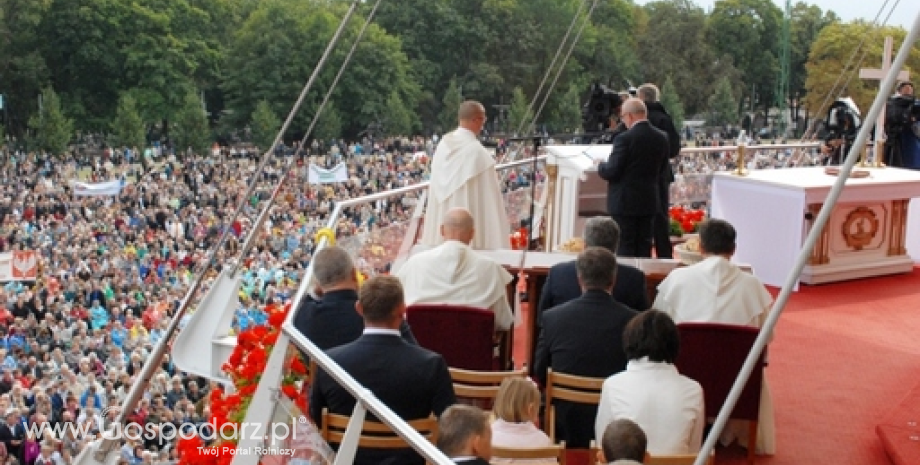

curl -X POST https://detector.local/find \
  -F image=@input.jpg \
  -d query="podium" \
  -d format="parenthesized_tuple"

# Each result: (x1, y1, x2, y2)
(543, 144, 613, 251)
(711, 167, 920, 287)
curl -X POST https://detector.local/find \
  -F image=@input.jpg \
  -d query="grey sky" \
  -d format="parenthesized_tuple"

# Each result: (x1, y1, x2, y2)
(633, 0, 916, 30)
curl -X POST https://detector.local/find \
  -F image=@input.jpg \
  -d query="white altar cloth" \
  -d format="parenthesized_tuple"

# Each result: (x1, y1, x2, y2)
(711, 167, 920, 288)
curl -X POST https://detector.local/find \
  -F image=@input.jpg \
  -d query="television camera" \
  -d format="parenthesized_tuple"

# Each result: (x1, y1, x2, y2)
(825, 97, 862, 143)
(581, 82, 637, 138)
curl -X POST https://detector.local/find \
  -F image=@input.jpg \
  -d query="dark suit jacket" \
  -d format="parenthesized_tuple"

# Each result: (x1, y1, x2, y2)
(310, 333, 457, 465)
(293, 289, 416, 351)
(596, 121, 669, 216)
(537, 259, 649, 318)
(531, 290, 638, 448)
(453, 458, 491, 465)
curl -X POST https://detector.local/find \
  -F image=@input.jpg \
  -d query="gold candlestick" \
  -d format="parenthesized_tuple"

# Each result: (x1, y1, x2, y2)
(874, 140, 887, 168)
(733, 145, 749, 176)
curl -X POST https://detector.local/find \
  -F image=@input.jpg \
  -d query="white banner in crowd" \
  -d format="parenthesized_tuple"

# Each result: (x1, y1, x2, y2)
(0, 251, 38, 282)
(307, 163, 349, 184)
(71, 180, 125, 197)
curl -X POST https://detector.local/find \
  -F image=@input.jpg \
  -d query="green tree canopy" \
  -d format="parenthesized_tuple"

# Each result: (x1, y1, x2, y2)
(250, 100, 281, 150)
(173, 91, 210, 156)
(439, 77, 462, 133)
(28, 87, 73, 156)
(660, 77, 685, 132)
(508, 87, 533, 135)
(708, 77, 739, 128)
(385, 91, 414, 136)
(112, 93, 147, 149)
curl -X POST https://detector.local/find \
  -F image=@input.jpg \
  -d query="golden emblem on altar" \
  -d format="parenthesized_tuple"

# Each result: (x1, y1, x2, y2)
(841, 206, 879, 250)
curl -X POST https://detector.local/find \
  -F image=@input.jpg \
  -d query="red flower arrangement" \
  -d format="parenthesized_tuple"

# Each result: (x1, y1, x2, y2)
(669, 206, 707, 235)
(177, 301, 310, 465)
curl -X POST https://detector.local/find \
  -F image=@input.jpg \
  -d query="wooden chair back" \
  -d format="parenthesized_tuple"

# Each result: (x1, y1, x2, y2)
(320, 408, 438, 449)
(491, 442, 567, 464)
(449, 367, 527, 409)
(543, 368, 605, 441)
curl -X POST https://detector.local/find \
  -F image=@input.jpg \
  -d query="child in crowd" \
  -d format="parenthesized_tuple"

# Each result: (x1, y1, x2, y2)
(490, 377, 554, 463)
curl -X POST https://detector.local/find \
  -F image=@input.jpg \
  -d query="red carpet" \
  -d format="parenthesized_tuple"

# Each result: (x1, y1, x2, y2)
(515, 268, 920, 465)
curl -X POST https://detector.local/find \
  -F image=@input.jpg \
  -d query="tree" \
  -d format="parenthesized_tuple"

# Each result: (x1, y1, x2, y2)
(439, 77, 462, 133)
(385, 91, 414, 136)
(111, 93, 146, 149)
(708, 77, 739, 129)
(250, 100, 281, 150)
(173, 91, 210, 157)
(27, 87, 73, 156)
(708, 0, 784, 114)
(790, 3, 838, 101)
(548, 83, 585, 133)
(508, 87, 533, 135)
(0, 0, 51, 135)
(660, 77, 685, 132)
(313, 105, 342, 141)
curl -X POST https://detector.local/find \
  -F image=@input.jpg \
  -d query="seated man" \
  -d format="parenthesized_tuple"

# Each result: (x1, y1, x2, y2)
(437, 405, 492, 465)
(293, 246, 415, 351)
(310, 276, 457, 465)
(595, 310, 704, 456)
(539, 216, 649, 314)
(397, 207, 513, 331)
(598, 418, 648, 465)
(652, 218, 775, 455)
(532, 247, 638, 448)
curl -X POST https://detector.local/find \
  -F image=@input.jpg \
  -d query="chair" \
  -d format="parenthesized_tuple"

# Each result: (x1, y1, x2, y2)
(406, 304, 502, 370)
(543, 368, 605, 442)
(676, 322, 765, 464)
(449, 367, 527, 409)
(491, 442, 566, 464)
(320, 408, 438, 449)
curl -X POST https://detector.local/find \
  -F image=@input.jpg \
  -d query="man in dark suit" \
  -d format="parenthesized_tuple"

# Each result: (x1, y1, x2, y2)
(0, 408, 25, 463)
(639, 84, 682, 259)
(531, 247, 639, 448)
(597, 98, 669, 258)
(294, 246, 415, 351)
(310, 276, 456, 465)
(539, 216, 649, 314)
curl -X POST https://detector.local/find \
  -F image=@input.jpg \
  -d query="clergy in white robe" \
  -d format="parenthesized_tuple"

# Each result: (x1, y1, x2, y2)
(397, 208, 514, 331)
(421, 101, 510, 250)
(652, 218, 776, 455)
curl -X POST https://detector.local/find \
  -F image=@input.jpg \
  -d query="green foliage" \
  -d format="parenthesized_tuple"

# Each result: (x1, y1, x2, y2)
(660, 77, 684, 131)
(508, 87, 533, 135)
(313, 105, 342, 141)
(173, 91, 210, 156)
(250, 100, 281, 150)
(385, 92, 414, 137)
(27, 87, 73, 156)
(112, 93, 147, 149)
(439, 77, 462, 133)
(708, 77, 738, 129)
(548, 83, 584, 133)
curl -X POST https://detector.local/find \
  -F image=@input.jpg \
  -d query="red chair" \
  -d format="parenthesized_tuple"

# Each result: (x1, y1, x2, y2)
(406, 304, 498, 371)
(675, 322, 765, 465)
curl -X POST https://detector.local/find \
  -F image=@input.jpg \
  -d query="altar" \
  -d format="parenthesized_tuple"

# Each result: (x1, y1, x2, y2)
(711, 167, 920, 287)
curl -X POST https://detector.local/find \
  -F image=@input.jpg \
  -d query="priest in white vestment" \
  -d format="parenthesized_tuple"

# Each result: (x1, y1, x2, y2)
(421, 101, 510, 250)
(652, 218, 775, 455)
(397, 208, 514, 331)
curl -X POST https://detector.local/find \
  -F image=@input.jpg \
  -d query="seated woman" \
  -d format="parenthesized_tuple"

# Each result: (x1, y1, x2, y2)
(595, 310, 705, 455)
(490, 377, 554, 463)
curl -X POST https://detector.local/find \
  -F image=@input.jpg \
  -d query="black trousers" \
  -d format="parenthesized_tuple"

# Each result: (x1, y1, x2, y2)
(653, 180, 673, 258)
(612, 214, 654, 258)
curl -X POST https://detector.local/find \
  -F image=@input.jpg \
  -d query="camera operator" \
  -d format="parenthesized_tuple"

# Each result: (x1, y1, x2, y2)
(597, 92, 631, 144)
(821, 98, 860, 165)
(884, 81, 919, 168)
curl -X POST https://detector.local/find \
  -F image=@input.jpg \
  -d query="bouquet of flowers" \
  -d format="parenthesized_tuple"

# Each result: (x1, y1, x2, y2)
(669, 206, 707, 236)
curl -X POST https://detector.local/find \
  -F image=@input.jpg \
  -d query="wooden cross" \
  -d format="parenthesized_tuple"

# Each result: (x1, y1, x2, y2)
(859, 36, 910, 146)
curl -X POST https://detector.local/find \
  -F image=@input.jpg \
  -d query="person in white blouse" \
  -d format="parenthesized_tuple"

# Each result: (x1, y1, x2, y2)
(595, 310, 704, 456)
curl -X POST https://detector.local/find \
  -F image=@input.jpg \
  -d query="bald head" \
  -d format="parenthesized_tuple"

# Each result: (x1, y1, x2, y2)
(440, 208, 475, 244)
(621, 98, 647, 128)
(458, 101, 486, 134)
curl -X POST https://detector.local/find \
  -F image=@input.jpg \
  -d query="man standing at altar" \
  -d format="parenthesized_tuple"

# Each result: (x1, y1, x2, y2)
(638, 83, 681, 259)
(421, 101, 510, 250)
(397, 208, 514, 332)
(652, 218, 775, 455)
(596, 98, 669, 258)
(885, 81, 920, 168)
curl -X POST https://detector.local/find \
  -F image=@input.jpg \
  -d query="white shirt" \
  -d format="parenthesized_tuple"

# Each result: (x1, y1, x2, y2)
(653, 256, 772, 328)
(595, 358, 705, 456)
(396, 241, 514, 330)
